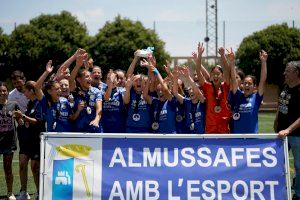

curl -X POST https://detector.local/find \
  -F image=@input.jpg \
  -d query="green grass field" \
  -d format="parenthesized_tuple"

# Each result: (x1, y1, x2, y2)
(0, 112, 294, 199)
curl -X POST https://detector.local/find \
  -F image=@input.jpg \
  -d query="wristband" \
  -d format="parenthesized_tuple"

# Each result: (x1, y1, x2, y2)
(153, 68, 159, 76)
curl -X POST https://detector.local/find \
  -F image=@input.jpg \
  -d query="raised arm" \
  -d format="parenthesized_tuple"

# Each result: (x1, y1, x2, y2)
(123, 75, 135, 105)
(194, 43, 206, 86)
(164, 60, 174, 80)
(103, 70, 116, 101)
(54, 50, 81, 81)
(192, 43, 210, 81)
(172, 66, 184, 104)
(69, 51, 87, 91)
(35, 60, 54, 100)
(227, 48, 238, 94)
(258, 50, 268, 96)
(126, 50, 140, 78)
(142, 76, 152, 104)
(141, 57, 172, 100)
(180, 66, 205, 103)
(218, 47, 230, 84)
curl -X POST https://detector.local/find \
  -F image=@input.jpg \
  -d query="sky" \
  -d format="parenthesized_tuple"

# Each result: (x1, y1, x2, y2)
(0, 0, 299, 57)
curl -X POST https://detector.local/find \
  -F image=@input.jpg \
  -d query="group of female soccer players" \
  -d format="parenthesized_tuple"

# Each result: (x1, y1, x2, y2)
(33, 44, 267, 135)
(0, 43, 268, 199)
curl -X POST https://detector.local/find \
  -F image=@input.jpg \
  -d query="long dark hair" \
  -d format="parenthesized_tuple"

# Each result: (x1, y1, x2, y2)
(43, 80, 58, 106)
(0, 81, 8, 89)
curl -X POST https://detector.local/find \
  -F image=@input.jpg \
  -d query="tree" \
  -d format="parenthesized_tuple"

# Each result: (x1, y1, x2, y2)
(8, 11, 90, 80)
(0, 28, 10, 80)
(236, 23, 300, 86)
(89, 16, 170, 76)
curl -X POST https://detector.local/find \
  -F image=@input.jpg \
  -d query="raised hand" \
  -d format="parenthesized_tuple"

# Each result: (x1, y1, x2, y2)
(180, 65, 190, 77)
(46, 60, 54, 73)
(140, 59, 152, 68)
(259, 50, 268, 62)
(197, 42, 205, 59)
(218, 47, 226, 56)
(74, 48, 86, 58)
(172, 65, 180, 79)
(148, 54, 156, 68)
(164, 60, 172, 75)
(125, 75, 135, 89)
(226, 47, 235, 63)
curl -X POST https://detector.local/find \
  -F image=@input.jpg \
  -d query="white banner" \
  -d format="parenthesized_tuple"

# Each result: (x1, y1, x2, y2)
(41, 134, 102, 200)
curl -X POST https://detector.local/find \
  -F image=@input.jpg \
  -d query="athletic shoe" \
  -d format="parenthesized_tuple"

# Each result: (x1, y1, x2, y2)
(7, 193, 16, 200)
(17, 190, 30, 200)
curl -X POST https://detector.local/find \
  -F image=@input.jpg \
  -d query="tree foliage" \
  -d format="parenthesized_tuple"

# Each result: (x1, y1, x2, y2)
(89, 16, 170, 76)
(0, 28, 9, 79)
(7, 11, 89, 80)
(236, 23, 300, 86)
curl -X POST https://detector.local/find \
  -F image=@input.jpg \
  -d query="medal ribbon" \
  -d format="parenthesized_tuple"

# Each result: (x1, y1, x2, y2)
(191, 102, 200, 124)
(154, 101, 164, 123)
(212, 81, 223, 107)
(133, 93, 141, 114)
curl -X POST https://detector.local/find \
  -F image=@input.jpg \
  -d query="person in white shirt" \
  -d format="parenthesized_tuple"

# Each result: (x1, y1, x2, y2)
(8, 71, 29, 113)
(8, 71, 31, 199)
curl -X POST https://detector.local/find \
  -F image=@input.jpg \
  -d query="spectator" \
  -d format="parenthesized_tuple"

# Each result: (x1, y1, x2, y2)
(0, 81, 19, 200)
(9, 71, 29, 113)
(276, 61, 300, 200)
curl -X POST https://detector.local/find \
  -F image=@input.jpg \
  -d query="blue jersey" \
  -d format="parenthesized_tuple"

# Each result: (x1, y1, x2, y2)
(230, 89, 263, 133)
(175, 102, 186, 133)
(102, 87, 126, 133)
(40, 96, 73, 132)
(183, 98, 205, 134)
(151, 97, 177, 134)
(126, 89, 151, 133)
(93, 81, 107, 96)
(73, 87, 103, 133)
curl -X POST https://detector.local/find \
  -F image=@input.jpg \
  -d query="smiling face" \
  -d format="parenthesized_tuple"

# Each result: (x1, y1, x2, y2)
(59, 79, 70, 98)
(0, 85, 8, 103)
(12, 77, 25, 92)
(210, 66, 223, 86)
(243, 76, 255, 97)
(284, 63, 299, 86)
(133, 75, 143, 93)
(188, 88, 198, 101)
(24, 87, 34, 100)
(116, 71, 125, 87)
(91, 66, 102, 84)
(77, 70, 92, 91)
(47, 82, 61, 102)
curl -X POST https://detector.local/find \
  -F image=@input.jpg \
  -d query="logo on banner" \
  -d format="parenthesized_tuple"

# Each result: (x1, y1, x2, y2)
(51, 144, 94, 200)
